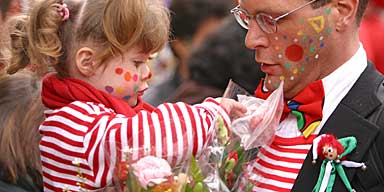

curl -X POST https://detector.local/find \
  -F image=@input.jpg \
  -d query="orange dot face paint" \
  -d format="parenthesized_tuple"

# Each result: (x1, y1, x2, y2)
(124, 72, 131, 81)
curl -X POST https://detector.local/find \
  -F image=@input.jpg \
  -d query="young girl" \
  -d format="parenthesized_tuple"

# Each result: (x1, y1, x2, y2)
(4, 0, 246, 191)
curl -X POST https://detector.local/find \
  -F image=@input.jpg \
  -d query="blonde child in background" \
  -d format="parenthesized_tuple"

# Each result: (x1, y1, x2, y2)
(3, 0, 246, 191)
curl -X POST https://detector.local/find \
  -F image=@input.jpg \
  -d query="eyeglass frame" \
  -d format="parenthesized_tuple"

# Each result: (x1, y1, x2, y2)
(230, 0, 318, 33)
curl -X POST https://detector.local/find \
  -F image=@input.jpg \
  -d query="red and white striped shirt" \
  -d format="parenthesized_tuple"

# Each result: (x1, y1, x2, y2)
(39, 98, 229, 191)
(242, 135, 316, 192)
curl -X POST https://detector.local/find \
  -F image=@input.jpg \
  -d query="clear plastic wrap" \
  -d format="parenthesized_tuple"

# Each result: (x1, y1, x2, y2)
(230, 81, 284, 150)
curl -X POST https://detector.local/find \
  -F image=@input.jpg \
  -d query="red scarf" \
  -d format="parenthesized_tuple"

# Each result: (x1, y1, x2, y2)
(255, 80, 325, 138)
(41, 73, 154, 117)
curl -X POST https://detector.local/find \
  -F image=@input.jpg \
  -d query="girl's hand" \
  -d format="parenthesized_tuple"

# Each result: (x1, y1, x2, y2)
(217, 98, 247, 120)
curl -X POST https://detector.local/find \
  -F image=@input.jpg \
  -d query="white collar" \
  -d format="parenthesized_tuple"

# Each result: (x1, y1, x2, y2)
(319, 43, 367, 129)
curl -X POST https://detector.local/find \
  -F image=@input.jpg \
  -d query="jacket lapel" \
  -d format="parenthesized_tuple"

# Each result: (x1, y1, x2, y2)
(292, 63, 384, 191)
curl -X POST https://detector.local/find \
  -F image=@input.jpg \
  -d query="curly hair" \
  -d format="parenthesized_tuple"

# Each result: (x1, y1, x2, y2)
(3, 0, 170, 77)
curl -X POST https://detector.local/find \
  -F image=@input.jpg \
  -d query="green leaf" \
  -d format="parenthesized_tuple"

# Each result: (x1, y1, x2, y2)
(190, 156, 205, 182)
(193, 182, 204, 192)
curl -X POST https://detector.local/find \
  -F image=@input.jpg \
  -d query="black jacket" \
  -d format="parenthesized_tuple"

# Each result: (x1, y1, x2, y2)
(292, 63, 384, 191)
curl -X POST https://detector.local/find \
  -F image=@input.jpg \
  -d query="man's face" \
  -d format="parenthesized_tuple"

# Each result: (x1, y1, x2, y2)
(240, 0, 333, 98)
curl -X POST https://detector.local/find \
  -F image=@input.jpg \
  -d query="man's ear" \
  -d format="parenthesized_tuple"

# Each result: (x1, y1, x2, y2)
(75, 47, 98, 77)
(334, 0, 358, 32)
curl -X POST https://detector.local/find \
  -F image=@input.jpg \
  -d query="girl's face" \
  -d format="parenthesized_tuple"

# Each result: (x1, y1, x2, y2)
(92, 47, 152, 106)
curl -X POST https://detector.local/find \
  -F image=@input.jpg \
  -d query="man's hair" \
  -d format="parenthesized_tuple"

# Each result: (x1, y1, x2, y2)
(311, 0, 369, 25)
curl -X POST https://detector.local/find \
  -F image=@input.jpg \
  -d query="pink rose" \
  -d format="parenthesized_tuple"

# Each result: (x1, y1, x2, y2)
(131, 156, 172, 189)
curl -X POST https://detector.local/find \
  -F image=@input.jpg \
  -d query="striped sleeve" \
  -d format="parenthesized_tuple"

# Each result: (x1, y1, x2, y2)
(40, 98, 230, 191)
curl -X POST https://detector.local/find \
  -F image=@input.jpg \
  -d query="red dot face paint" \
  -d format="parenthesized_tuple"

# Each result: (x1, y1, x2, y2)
(285, 44, 304, 62)
(146, 71, 152, 80)
(115, 68, 123, 75)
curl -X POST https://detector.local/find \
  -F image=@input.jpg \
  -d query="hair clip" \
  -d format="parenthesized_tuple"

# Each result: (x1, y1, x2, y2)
(58, 3, 70, 21)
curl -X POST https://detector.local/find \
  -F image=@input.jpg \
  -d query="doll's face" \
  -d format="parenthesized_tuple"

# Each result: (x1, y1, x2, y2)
(322, 144, 338, 160)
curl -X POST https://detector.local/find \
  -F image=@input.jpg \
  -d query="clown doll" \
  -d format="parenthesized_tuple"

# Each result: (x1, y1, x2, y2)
(312, 134, 367, 192)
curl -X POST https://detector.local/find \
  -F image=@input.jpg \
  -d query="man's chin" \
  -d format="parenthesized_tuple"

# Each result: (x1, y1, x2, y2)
(263, 76, 281, 92)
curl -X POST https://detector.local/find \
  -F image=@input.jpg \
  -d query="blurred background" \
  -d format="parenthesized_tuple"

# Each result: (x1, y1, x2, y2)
(1, 0, 383, 105)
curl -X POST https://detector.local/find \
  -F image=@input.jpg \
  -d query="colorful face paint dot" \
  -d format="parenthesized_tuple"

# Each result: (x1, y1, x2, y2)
(294, 38, 299, 43)
(123, 95, 131, 100)
(306, 57, 310, 63)
(309, 39, 313, 44)
(124, 72, 131, 81)
(285, 44, 304, 62)
(105, 86, 114, 93)
(275, 37, 279, 41)
(302, 35, 307, 41)
(285, 63, 292, 69)
(115, 68, 123, 75)
(319, 36, 324, 41)
(325, 8, 331, 15)
(280, 76, 285, 81)
(315, 54, 319, 59)
(290, 76, 295, 81)
(320, 42, 325, 48)
(116, 87, 124, 94)
(275, 46, 280, 51)
(301, 66, 305, 72)
(283, 36, 288, 40)
(293, 68, 298, 74)
(274, 83, 279, 88)
(297, 31, 303, 36)
(133, 74, 139, 82)
(146, 71, 152, 80)
(299, 18, 305, 23)
(134, 86, 139, 92)
(268, 80, 272, 84)
(278, 54, 283, 59)
(310, 46, 316, 53)
(326, 28, 332, 34)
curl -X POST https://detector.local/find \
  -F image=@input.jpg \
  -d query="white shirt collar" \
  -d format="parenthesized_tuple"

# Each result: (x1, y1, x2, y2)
(319, 43, 368, 129)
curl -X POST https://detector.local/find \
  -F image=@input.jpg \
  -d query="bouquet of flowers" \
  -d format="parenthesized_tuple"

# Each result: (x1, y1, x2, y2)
(112, 146, 190, 192)
(195, 80, 284, 192)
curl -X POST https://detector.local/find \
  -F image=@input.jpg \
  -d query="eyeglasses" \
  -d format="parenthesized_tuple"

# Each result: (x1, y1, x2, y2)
(230, 0, 318, 33)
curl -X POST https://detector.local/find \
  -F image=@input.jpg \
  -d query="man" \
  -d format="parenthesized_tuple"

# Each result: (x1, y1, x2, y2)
(231, 0, 384, 191)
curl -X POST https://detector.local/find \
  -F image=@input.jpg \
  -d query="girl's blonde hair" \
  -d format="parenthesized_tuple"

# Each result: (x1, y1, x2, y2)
(3, 0, 170, 77)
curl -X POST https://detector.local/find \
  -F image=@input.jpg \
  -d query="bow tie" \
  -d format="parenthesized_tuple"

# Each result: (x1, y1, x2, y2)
(255, 80, 325, 138)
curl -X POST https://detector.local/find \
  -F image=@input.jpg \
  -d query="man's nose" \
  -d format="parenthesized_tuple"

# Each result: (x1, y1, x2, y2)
(245, 19, 270, 50)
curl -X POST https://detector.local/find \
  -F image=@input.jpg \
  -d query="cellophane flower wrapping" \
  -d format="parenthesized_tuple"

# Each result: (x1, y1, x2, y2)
(230, 81, 284, 150)
(195, 80, 284, 192)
